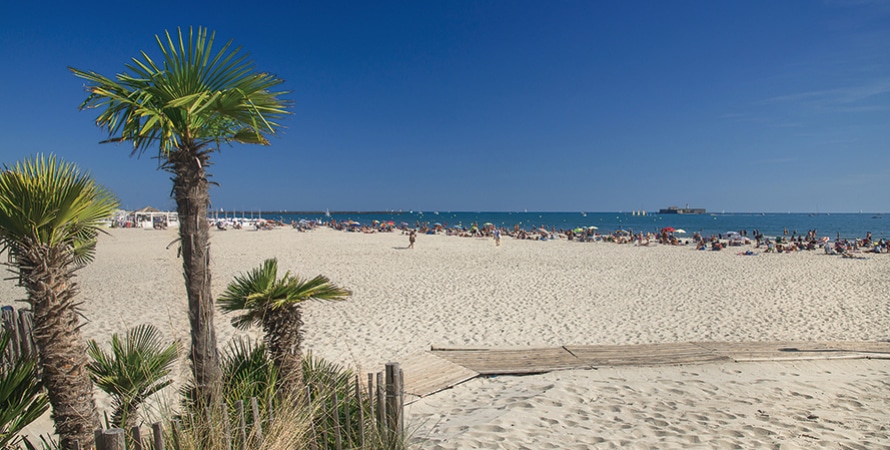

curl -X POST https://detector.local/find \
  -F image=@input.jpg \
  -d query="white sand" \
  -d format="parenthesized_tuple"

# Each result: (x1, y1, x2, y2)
(3, 227, 889, 448)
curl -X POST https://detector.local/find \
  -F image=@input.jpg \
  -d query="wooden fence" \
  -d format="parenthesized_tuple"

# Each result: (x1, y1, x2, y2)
(88, 365, 404, 450)
(0, 305, 36, 369)
(0, 306, 405, 450)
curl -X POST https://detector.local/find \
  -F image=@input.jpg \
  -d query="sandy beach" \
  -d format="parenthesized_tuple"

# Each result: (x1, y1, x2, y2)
(3, 227, 889, 448)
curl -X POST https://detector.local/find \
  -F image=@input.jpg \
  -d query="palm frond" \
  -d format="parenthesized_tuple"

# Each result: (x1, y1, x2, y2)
(218, 258, 280, 329)
(219, 337, 278, 409)
(218, 258, 352, 323)
(70, 26, 290, 159)
(0, 331, 50, 449)
(0, 155, 119, 266)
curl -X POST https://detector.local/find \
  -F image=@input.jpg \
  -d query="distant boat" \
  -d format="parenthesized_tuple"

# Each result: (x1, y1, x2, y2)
(581, 211, 587, 217)
(658, 205, 706, 215)
(325, 208, 331, 217)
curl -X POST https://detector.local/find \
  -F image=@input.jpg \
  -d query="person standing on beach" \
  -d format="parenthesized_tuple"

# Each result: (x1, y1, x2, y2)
(409, 230, 416, 249)
(494, 228, 501, 246)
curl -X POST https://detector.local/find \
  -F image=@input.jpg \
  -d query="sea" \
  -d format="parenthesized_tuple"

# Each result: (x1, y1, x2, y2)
(240, 211, 888, 241)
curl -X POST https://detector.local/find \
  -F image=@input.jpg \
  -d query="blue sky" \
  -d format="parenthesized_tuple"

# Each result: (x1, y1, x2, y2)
(2, 1, 888, 213)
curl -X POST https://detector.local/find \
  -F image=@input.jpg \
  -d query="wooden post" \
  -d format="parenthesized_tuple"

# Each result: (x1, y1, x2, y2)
(307, 386, 319, 450)
(375, 372, 385, 431)
(221, 402, 232, 450)
(152, 422, 166, 450)
(97, 428, 126, 450)
(356, 374, 365, 447)
(342, 385, 351, 445)
(172, 419, 182, 450)
(399, 367, 405, 434)
(332, 391, 343, 450)
(250, 397, 264, 442)
(18, 309, 34, 359)
(385, 363, 403, 437)
(1, 306, 19, 363)
(130, 426, 143, 450)
(367, 373, 374, 404)
(235, 399, 247, 446)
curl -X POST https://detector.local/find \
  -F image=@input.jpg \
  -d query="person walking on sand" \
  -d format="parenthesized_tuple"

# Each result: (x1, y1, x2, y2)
(494, 228, 501, 246)
(408, 230, 416, 249)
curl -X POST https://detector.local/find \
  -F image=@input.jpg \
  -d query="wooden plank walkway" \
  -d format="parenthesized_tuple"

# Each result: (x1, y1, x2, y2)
(566, 342, 732, 367)
(400, 341, 890, 402)
(398, 352, 478, 399)
(430, 345, 592, 375)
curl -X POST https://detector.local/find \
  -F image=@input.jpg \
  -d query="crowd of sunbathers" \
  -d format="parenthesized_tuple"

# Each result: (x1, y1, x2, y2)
(226, 218, 884, 257)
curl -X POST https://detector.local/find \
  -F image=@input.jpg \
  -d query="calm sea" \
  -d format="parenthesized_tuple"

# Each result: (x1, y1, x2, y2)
(247, 211, 888, 241)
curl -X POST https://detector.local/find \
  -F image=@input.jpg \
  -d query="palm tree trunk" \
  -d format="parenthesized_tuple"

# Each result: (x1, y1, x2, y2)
(19, 242, 99, 450)
(263, 306, 305, 399)
(170, 146, 222, 409)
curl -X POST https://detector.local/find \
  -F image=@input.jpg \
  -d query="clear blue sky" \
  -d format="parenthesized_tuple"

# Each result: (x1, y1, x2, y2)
(2, 1, 888, 213)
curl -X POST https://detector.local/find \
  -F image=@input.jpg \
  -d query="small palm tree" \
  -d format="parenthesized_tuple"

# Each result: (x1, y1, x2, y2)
(218, 259, 351, 397)
(71, 27, 289, 409)
(0, 154, 118, 449)
(87, 324, 179, 430)
(0, 331, 50, 449)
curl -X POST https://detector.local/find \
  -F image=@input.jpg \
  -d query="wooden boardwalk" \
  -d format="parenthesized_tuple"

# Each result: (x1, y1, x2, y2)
(399, 341, 890, 403)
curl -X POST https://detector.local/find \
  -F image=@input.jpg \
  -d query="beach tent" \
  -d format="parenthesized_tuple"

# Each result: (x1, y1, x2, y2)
(133, 206, 179, 229)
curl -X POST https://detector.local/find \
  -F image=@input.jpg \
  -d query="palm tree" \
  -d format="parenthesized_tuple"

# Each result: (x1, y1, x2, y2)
(218, 258, 350, 396)
(0, 155, 118, 449)
(87, 324, 179, 430)
(70, 27, 289, 408)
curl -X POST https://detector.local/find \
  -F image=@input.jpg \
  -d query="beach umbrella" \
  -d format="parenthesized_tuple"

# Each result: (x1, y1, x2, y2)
(675, 229, 686, 234)
(661, 227, 675, 233)
(386, 221, 395, 226)
(588, 226, 598, 230)
(573, 227, 584, 233)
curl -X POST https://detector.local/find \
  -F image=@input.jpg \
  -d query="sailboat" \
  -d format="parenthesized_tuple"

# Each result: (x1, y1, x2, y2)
(325, 208, 331, 218)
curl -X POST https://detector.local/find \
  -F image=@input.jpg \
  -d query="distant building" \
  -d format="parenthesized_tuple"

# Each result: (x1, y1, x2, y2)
(109, 206, 179, 229)
(658, 205, 706, 215)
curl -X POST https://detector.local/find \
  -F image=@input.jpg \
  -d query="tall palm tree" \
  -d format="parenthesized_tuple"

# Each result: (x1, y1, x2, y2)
(0, 155, 118, 449)
(87, 324, 179, 430)
(218, 259, 350, 396)
(70, 27, 289, 408)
